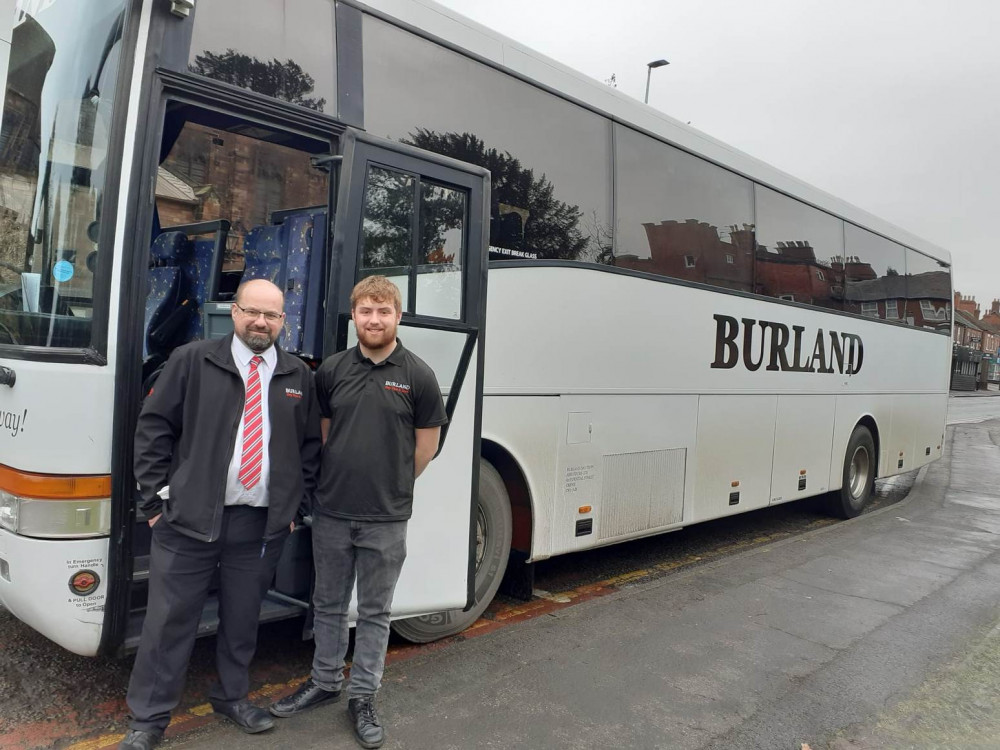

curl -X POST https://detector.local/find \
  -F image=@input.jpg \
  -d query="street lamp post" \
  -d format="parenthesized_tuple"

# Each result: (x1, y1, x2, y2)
(644, 59, 669, 104)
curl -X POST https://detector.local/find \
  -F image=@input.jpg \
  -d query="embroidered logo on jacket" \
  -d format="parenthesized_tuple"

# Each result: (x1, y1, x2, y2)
(385, 380, 411, 393)
(285, 387, 303, 399)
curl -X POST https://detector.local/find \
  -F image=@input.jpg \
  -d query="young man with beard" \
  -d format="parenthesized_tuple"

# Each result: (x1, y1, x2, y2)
(119, 279, 321, 750)
(270, 275, 447, 749)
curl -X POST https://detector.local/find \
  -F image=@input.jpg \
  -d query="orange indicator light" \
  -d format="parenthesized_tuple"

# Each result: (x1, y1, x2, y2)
(0, 463, 111, 500)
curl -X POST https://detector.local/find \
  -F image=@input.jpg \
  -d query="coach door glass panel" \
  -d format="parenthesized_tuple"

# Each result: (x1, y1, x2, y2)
(354, 164, 469, 405)
(415, 181, 465, 321)
(358, 167, 465, 321)
(359, 166, 416, 309)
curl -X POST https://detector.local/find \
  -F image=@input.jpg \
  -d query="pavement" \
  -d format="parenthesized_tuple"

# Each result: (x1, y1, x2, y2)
(950, 387, 1000, 397)
(165, 418, 1000, 750)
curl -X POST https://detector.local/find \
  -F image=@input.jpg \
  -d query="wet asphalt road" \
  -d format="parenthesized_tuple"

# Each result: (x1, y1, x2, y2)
(1, 394, 998, 748)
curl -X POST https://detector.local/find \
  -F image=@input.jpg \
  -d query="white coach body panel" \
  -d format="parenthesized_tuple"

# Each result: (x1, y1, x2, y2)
(483, 265, 950, 558)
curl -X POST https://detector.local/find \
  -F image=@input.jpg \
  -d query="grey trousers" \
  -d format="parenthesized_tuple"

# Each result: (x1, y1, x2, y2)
(310, 513, 407, 697)
(126, 506, 287, 732)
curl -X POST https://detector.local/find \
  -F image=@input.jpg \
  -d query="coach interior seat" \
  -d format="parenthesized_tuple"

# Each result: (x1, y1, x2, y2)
(181, 235, 224, 342)
(144, 231, 192, 361)
(242, 224, 285, 287)
(281, 209, 327, 359)
(242, 209, 327, 359)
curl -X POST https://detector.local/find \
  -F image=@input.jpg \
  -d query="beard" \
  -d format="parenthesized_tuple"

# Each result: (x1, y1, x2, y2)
(239, 329, 275, 353)
(357, 325, 395, 350)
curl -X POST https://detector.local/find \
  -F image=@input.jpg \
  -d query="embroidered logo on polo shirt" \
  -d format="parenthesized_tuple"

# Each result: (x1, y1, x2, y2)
(385, 380, 411, 393)
(285, 387, 303, 399)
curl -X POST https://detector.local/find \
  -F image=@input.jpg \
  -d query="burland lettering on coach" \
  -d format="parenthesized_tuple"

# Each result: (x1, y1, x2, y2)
(711, 314, 863, 375)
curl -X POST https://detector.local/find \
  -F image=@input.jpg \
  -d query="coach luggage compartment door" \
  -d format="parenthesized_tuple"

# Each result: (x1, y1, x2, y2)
(329, 129, 489, 617)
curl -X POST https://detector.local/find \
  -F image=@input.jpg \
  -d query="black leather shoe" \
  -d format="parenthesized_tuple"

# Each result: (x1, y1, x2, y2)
(348, 696, 385, 749)
(118, 729, 162, 750)
(211, 699, 274, 734)
(269, 677, 342, 717)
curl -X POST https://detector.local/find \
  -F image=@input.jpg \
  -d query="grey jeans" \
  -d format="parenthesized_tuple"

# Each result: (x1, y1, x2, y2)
(310, 513, 408, 697)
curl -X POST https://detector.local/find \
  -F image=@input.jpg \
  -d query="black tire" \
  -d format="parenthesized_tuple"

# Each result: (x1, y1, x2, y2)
(827, 424, 876, 519)
(391, 459, 513, 643)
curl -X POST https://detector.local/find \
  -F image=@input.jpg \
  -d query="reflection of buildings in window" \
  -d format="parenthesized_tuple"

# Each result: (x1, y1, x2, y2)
(0, 99, 101, 297)
(846, 269, 950, 327)
(614, 219, 754, 291)
(755, 240, 839, 308)
(0, 91, 39, 175)
(920, 299, 943, 318)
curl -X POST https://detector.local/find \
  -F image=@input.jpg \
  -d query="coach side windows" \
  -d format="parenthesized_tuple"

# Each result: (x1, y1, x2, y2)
(753, 186, 844, 311)
(903, 249, 951, 331)
(842, 225, 905, 321)
(613, 125, 754, 292)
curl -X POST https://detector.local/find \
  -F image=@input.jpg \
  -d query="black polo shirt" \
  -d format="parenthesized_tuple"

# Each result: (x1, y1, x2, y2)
(314, 339, 448, 521)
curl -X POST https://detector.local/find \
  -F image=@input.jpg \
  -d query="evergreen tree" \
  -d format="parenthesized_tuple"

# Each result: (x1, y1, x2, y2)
(190, 50, 326, 111)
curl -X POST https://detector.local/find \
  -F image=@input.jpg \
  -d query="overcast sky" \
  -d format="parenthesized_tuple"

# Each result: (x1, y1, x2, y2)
(437, 0, 999, 311)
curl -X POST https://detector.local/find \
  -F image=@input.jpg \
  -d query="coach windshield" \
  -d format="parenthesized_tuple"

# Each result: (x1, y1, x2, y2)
(0, 0, 127, 351)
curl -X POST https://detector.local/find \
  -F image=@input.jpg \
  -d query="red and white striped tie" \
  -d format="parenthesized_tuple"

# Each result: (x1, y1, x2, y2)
(237, 355, 264, 489)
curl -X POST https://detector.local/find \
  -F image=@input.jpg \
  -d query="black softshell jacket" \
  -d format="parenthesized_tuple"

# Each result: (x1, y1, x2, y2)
(134, 334, 322, 542)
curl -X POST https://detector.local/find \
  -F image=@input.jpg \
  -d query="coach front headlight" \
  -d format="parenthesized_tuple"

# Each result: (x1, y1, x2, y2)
(0, 467, 112, 538)
(0, 490, 110, 538)
(0, 489, 18, 533)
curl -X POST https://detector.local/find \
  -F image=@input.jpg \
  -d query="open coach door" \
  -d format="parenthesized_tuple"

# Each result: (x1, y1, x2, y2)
(329, 129, 490, 636)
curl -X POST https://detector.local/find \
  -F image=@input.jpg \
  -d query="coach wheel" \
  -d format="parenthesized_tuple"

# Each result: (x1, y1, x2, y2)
(391, 459, 513, 643)
(827, 424, 875, 519)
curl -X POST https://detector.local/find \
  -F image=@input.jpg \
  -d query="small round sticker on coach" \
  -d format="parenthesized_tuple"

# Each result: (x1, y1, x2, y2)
(52, 259, 74, 283)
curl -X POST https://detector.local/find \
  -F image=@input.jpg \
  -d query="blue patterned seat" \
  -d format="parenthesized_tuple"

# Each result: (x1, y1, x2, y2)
(281, 214, 310, 354)
(243, 225, 285, 286)
(300, 209, 328, 359)
(181, 237, 217, 341)
(144, 231, 192, 359)
(282, 211, 328, 358)
(240, 212, 326, 358)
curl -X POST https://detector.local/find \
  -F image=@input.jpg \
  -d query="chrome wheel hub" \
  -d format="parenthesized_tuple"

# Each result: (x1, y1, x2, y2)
(849, 445, 871, 501)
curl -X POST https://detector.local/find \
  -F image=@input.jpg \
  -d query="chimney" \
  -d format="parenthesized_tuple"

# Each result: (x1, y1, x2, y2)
(955, 292, 981, 319)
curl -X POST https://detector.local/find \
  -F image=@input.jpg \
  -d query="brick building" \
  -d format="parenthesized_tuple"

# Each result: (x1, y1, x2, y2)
(154, 122, 327, 270)
(951, 292, 1000, 390)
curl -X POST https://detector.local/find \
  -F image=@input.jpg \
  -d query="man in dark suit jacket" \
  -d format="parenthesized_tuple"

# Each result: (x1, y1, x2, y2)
(119, 279, 322, 750)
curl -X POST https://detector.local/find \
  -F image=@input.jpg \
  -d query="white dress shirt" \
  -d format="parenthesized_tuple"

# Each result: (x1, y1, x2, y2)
(224, 336, 276, 507)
